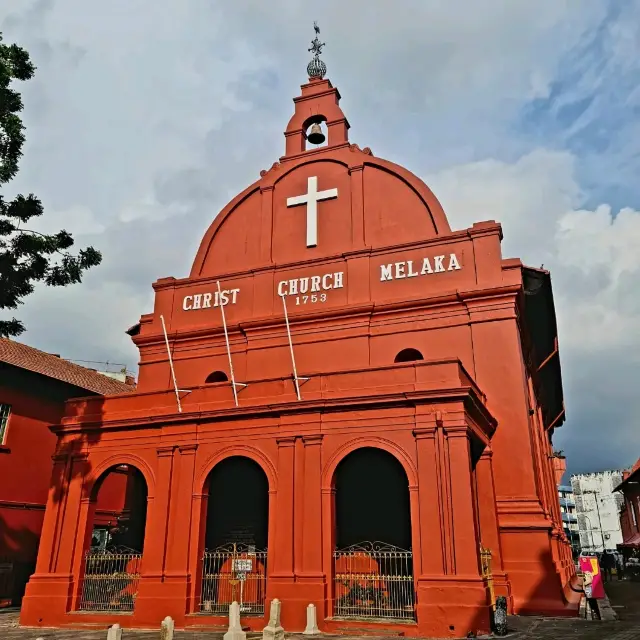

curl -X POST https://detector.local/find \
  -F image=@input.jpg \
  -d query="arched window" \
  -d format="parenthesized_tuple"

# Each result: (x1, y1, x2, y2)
(205, 371, 229, 384)
(394, 348, 424, 363)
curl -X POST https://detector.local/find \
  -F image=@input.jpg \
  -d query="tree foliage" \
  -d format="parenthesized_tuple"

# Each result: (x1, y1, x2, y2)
(0, 32, 101, 338)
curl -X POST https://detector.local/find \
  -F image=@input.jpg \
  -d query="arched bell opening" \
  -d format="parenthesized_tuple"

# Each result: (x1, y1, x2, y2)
(77, 464, 148, 612)
(332, 447, 415, 621)
(304, 116, 328, 151)
(199, 456, 269, 615)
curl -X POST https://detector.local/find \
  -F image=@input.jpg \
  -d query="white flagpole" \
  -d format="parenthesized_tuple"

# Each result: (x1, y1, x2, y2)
(217, 281, 246, 407)
(160, 314, 183, 413)
(280, 293, 307, 401)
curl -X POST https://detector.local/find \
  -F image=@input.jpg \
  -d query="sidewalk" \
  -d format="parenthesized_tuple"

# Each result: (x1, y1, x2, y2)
(1, 582, 640, 640)
(507, 578, 640, 639)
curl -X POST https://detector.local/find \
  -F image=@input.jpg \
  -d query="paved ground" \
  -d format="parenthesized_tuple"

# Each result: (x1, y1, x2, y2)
(2, 580, 640, 639)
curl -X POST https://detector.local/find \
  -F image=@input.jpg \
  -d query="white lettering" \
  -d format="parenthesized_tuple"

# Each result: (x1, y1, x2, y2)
(322, 273, 333, 289)
(379, 253, 463, 283)
(448, 253, 461, 271)
(182, 286, 242, 311)
(277, 281, 288, 296)
(333, 272, 344, 288)
(380, 264, 393, 281)
(299, 277, 309, 294)
(421, 258, 433, 275)
(310, 275, 321, 292)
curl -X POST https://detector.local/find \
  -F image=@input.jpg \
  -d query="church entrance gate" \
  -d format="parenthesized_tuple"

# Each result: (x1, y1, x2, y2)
(77, 464, 148, 612)
(332, 448, 416, 622)
(200, 543, 267, 615)
(333, 542, 414, 620)
(200, 456, 269, 616)
(78, 548, 142, 612)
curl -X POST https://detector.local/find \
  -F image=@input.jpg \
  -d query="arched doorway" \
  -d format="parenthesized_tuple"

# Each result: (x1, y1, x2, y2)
(333, 447, 415, 621)
(78, 464, 148, 612)
(200, 456, 269, 615)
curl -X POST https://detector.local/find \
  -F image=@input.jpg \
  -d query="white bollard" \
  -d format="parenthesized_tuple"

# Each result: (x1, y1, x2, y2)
(224, 601, 247, 640)
(303, 603, 320, 635)
(107, 623, 122, 640)
(262, 598, 285, 640)
(160, 615, 175, 640)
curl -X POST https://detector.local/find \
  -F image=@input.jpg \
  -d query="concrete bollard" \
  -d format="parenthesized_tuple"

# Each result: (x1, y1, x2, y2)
(303, 603, 320, 635)
(262, 598, 284, 640)
(160, 615, 175, 640)
(107, 623, 123, 640)
(224, 601, 247, 640)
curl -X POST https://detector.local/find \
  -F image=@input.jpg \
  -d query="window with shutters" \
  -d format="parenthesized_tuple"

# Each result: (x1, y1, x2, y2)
(0, 404, 11, 445)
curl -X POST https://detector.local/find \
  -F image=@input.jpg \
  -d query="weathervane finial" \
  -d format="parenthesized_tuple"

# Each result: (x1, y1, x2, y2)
(307, 22, 327, 80)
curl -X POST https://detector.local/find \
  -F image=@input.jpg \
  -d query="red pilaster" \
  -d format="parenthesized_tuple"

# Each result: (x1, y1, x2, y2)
(476, 449, 511, 605)
(163, 444, 198, 621)
(135, 446, 176, 624)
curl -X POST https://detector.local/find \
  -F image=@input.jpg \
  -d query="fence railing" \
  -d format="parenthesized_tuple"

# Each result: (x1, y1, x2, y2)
(333, 542, 415, 620)
(200, 544, 267, 615)
(78, 550, 142, 612)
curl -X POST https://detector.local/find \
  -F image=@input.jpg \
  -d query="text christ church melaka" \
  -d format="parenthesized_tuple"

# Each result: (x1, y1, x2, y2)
(21, 32, 575, 640)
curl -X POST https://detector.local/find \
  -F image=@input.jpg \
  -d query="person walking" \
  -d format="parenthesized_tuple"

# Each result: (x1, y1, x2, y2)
(600, 551, 614, 582)
(617, 555, 626, 580)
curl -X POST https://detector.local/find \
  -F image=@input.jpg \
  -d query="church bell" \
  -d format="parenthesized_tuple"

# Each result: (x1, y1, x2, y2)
(307, 123, 325, 145)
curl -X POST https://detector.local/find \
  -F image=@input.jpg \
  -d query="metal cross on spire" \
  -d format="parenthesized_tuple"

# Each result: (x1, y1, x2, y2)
(307, 21, 327, 79)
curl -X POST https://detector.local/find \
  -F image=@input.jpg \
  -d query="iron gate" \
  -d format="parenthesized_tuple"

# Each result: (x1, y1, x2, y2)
(200, 544, 267, 615)
(78, 548, 142, 612)
(333, 542, 415, 620)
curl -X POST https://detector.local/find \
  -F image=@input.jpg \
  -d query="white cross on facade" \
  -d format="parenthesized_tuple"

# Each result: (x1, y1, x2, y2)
(286, 176, 338, 248)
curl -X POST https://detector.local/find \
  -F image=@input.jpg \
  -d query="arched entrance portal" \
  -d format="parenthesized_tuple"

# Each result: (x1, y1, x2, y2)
(78, 464, 148, 612)
(333, 447, 415, 621)
(201, 456, 269, 615)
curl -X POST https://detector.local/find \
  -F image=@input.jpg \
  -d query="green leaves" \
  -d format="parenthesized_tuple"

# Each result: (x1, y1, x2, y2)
(0, 32, 102, 338)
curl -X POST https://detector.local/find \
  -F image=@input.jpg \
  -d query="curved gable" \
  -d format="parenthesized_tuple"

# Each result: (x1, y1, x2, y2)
(191, 146, 451, 278)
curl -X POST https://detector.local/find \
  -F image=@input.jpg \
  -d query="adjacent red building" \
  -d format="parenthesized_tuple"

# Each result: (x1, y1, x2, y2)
(21, 49, 576, 638)
(616, 459, 640, 552)
(0, 339, 134, 606)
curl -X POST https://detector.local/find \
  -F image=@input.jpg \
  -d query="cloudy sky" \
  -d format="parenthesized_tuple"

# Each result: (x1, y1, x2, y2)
(2, 0, 639, 476)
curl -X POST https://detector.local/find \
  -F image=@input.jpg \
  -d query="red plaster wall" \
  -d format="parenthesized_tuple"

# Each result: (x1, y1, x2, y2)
(0, 384, 61, 564)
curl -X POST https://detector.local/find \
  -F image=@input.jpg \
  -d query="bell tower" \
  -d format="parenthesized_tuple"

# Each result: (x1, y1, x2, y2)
(282, 23, 350, 158)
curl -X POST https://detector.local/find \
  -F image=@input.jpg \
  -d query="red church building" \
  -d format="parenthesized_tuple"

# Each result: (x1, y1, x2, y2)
(21, 37, 576, 638)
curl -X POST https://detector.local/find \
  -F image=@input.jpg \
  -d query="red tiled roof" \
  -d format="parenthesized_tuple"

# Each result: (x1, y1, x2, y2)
(0, 338, 135, 396)
(615, 457, 640, 492)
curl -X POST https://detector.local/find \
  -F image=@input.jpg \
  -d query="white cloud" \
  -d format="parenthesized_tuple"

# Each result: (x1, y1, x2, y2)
(428, 150, 640, 470)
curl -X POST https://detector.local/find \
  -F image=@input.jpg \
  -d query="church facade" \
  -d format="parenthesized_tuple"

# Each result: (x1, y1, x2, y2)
(21, 47, 576, 638)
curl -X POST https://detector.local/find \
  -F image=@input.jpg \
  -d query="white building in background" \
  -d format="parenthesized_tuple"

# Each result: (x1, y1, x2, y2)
(571, 471, 624, 552)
